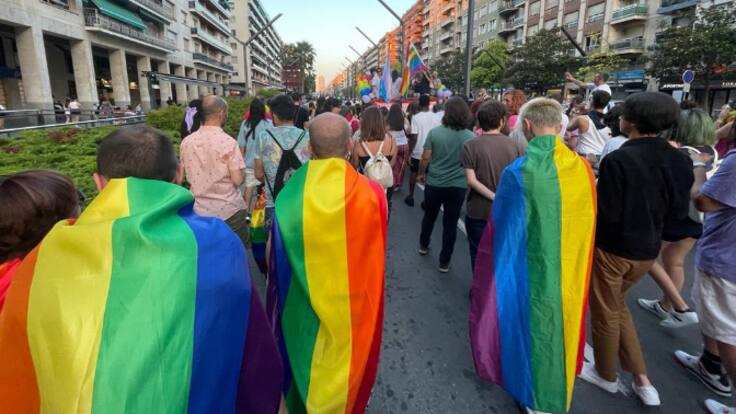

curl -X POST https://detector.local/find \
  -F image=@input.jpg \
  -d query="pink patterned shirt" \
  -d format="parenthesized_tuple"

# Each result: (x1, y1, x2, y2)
(180, 126, 245, 220)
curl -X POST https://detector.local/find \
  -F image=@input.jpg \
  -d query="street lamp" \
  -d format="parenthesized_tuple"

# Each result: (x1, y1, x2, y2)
(356, 26, 381, 70)
(376, 0, 404, 73)
(237, 13, 283, 96)
(464, 0, 475, 96)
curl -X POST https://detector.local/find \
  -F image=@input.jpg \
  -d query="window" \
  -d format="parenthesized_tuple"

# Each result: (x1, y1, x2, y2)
(585, 32, 600, 50)
(587, 3, 605, 22)
(563, 11, 578, 27)
(480, 23, 486, 33)
(546, 0, 558, 9)
(544, 18, 557, 29)
(530, 1, 540, 15)
(490, 18, 497, 30)
(528, 25, 539, 36)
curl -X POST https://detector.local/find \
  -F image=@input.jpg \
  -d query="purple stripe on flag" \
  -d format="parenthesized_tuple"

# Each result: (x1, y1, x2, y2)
(469, 218, 502, 383)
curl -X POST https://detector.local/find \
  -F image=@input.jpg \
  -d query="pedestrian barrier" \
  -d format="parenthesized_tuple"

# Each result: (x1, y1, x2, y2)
(0, 114, 147, 137)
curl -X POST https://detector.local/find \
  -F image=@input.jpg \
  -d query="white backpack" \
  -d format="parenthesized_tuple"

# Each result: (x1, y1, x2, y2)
(360, 140, 394, 189)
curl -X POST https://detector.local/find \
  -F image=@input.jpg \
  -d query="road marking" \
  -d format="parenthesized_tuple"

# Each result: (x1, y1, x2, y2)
(416, 183, 467, 236)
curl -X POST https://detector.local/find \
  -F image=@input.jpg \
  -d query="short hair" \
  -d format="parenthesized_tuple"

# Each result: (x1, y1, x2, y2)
(503, 90, 527, 114)
(308, 113, 350, 158)
(674, 108, 716, 146)
(521, 97, 562, 129)
(477, 100, 506, 131)
(442, 97, 472, 131)
(591, 90, 611, 110)
(360, 106, 387, 142)
(388, 103, 405, 131)
(598, 73, 610, 82)
(202, 95, 228, 120)
(419, 94, 430, 108)
(270, 94, 296, 121)
(622, 92, 679, 135)
(97, 126, 178, 182)
(0, 170, 79, 261)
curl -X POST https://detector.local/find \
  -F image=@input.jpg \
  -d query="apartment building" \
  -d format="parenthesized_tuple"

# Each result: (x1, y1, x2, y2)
(229, 0, 282, 95)
(0, 0, 237, 112)
(420, 0, 466, 63)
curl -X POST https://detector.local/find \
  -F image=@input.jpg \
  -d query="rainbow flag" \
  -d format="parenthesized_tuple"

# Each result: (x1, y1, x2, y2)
(249, 187, 268, 274)
(267, 158, 387, 414)
(0, 178, 282, 414)
(469, 135, 596, 414)
(399, 44, 426, 96)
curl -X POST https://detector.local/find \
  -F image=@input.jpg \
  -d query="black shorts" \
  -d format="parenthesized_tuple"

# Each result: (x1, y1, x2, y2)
(662, 217, 702, 242)
(410, 158, 420, 173)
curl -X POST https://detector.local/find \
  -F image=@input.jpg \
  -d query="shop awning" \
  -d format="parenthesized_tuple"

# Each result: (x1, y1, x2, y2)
(90, 0, 146, 30)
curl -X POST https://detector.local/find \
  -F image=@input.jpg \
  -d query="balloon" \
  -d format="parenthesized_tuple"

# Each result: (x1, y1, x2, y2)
(361, 95, 371, 104)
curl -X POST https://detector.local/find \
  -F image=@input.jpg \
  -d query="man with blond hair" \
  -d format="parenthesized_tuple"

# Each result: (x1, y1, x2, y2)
(470, 98, 597, 414)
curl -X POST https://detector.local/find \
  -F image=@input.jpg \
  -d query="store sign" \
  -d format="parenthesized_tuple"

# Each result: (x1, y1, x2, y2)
(616, 70, 645, 81)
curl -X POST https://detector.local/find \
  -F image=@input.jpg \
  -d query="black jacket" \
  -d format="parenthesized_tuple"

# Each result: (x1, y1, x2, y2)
(595, 137, 694, 260)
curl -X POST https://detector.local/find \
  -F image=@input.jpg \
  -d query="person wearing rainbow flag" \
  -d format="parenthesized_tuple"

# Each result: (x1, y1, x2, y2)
(0, 126, 283, 413)
(268, 112, 387, 414)
(470, 98, 596, 414)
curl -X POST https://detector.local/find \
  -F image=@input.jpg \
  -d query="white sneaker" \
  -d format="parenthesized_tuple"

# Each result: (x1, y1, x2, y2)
(705, 399, 736, 414)
(632, 383, 661, 406)
(637, 298, 670, 320)
(578, 361, 619, 393)
(583, 342, 595, 364)
(660, 309, 699, 328)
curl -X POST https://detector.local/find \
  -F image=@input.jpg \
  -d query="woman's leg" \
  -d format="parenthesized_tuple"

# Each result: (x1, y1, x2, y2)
(660, 238, 697, 311)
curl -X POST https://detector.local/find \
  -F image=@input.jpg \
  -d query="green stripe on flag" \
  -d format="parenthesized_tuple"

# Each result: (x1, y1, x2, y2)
(91, 179, 197, 412)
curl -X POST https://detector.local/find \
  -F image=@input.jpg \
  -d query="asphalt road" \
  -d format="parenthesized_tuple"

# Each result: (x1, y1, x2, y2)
(251, 183, 731, 414)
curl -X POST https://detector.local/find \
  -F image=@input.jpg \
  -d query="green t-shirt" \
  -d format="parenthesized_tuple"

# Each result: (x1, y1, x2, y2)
(423, 125, 474, 188)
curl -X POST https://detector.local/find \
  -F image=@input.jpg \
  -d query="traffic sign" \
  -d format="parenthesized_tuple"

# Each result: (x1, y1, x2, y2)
(682, 70, 695, 84)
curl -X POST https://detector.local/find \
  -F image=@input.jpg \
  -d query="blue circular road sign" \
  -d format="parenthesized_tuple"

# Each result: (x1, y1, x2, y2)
(682, 70, 695, 83)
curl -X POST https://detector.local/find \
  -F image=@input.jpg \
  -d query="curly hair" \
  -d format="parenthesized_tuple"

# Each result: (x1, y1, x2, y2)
(503, 90, 527, 115)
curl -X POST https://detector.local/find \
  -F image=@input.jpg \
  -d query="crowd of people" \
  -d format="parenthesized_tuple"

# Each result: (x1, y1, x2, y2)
(0, 75, 735, 414)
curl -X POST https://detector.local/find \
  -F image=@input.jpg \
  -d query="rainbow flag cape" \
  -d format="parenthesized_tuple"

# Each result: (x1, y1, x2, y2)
(0, 178, 282, 414)
(267, 158, 387, 414)
(249, 187, 268, 274)
(469, 135, 596, 414)
(399, 44, 426, 96)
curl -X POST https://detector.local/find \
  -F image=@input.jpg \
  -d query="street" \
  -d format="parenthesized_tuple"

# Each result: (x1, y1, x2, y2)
(251, 183, 730, 414)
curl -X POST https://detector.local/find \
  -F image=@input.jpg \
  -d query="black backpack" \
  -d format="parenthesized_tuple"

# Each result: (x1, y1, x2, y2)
(264, 129, 306, 199)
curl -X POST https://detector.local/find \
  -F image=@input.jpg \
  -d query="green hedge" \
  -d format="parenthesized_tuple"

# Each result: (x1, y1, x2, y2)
(1, 97, 252, 203)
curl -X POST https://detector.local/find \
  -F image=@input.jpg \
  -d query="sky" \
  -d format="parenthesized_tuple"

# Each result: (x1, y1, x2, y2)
(263, 0, 417, 84)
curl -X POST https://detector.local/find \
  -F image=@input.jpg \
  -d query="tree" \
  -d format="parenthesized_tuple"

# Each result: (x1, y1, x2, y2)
(281, 41, 317, 93)
(648, 5, 736, 106)
(503, 29, 582, 94)
(433, 50, 465, 93)
(303, 73, 316, 94)
(471, 39, 509, 90)
(574, 33, 627, 82)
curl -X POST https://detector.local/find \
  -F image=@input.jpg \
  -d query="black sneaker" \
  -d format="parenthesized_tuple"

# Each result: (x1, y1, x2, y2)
(675, 350, 733, 397)
(404, 196, 415, 207)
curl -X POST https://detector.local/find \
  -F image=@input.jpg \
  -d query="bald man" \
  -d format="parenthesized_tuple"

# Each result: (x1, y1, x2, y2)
(267, 112, 388, 414)
(180, 94, 249, 248)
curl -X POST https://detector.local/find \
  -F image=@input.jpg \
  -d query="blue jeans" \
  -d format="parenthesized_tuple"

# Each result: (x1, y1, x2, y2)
(465, 215, 488, 271)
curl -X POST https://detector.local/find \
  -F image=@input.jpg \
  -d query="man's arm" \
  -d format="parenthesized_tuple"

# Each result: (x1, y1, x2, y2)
(567, 115, 588, 133)
(565, 71, 589, 90)
(417, 149, 431, 184)
(465, 169, 495, 200)
(229, 167, 244, 187)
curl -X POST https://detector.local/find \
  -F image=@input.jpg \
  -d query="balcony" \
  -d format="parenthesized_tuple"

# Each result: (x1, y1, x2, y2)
(439, 31, 453, 42)
(439, 46, 455, 55)
(83, 8, 175, 52)
(512, 39, 524, 47)
(191, 27, 232, 54)
(609, 36, 645, 53)
(611, 4, 648, 23)
(130, 0, 174, 21)
(202, 0, 229, 18)
(440, 17, 454, 28)
(513, 0, 526, 7)
(585, 44, 601, 54)
(657, 0, 699, 14)
(442, 2, 455, 14)
(498, 17, 524, 34)
(39, 0, 70, 11)
(588, 12, 604, 23)
(564, 21, 578, 30)
(189, 1, 231, 35)
(193, 52, 234, 72)
(499, 0, 517, 15)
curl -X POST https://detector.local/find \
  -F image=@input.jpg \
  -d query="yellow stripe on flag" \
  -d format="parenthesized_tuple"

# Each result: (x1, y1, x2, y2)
(27, 180, 130, 414)
(303, 162, 353, 414)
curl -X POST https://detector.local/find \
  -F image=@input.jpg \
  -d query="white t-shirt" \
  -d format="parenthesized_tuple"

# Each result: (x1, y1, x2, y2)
(411, 111, 441, 159)
(589, 83, 612, 95)
(576, 114, 611, 155)
(372, 75, 381, 96)
(560, 113, 570, 136)
(390, 129, 408, 146)
(599, 136, 628, 161)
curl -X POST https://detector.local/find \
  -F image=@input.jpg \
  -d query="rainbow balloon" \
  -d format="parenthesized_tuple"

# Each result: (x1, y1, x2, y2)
(268, 158, 387, 414)
(469, 135, 596, 413)
(0, 178, 282, 414)
(355, 72, 372, 97)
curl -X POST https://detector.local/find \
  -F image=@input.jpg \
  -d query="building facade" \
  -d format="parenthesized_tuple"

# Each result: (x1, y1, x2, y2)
(282, 63, 303, 92)
(0, 0, 240, 112)
(229, 0, 282, 95)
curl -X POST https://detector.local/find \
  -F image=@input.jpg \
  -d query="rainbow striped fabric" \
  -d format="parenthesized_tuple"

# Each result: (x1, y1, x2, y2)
(399, 44, 427, 96)
(469, 135, 597, 414)
(267, 158, 387, 414)
(0, 178, 282, 414)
